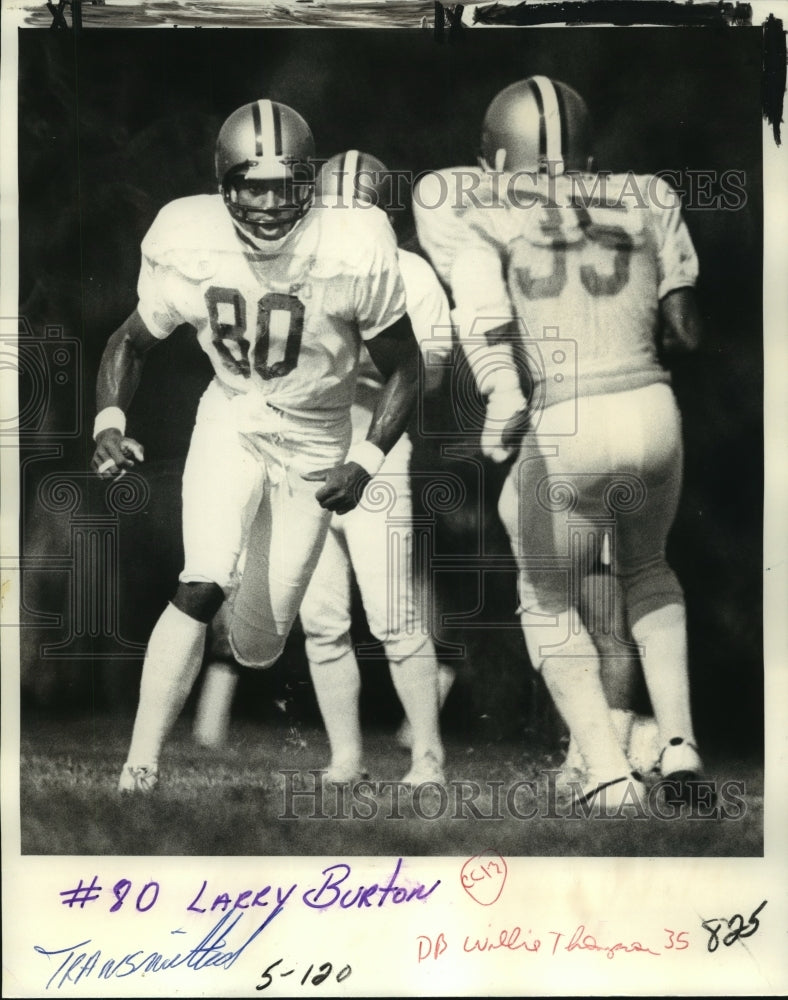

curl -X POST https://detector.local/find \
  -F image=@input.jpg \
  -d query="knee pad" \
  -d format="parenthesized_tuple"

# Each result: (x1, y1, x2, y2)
(172, 581, 225, 624)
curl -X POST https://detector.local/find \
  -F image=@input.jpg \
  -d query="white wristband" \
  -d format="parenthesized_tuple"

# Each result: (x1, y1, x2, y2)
(346, 440, 386, 477)
(93, 407, 126, 440)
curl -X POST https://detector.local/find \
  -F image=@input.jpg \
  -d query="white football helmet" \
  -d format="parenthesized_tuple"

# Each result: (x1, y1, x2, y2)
(479, 76, 592, 177)
(215, 99, 317, 245)
(317, 149, 392, 210)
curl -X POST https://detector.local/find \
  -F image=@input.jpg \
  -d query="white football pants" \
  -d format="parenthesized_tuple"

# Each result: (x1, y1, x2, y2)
(180, 379, 350, 667)
(499, 382, 686, 671)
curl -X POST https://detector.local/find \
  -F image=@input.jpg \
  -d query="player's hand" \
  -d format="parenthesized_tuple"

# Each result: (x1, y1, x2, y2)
(481, 391, 531, 463)
(91, 429, 145, 479)
(500, 406, 531, 456)
(301, 461, 371, 515)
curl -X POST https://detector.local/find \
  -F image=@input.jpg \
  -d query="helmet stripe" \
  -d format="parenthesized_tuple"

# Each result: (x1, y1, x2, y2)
(526, 78, 547, 166)
(254, 99, 282, 158)
(344, 149, 360, 198)
(251, 100, 264, 157)
(270, 101, 283, 157)
(335, 154, 345, 199)
(530, 75, 563, 172)
(553, 84, 569, 169)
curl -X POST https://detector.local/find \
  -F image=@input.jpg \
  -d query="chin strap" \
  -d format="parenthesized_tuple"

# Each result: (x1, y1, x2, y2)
(229, 214, 305, 253)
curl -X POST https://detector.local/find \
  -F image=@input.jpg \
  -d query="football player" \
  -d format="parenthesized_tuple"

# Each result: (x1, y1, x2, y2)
(415, 77, 704, 808)
(413, 162, 655, 784)
(193, 151, 455, 786)
(91, 101, 422, 794)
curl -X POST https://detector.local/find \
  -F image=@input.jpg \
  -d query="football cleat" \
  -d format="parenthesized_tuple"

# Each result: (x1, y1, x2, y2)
(323, 761, 369, 785)
(657, 737, 707, 805)
(561, 711, 661, 785)
(479, 75, 592, 177)
(558, 735, 587, 789)
(572, 772, 648, 816)
(628, 714, 661, 775)
(215, 99, 316, 244)
(659, 736, 703, 779)
(118, 763, 159, 794)
(402, 750, 445, 787)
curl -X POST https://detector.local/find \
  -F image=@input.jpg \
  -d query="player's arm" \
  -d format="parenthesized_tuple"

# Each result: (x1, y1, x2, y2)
(650, 176, 702, 358)
(659, 286, 702, 356)
(407, 257, 454, 395)
(452, 241, 531, 462)
(303, 313, 419, 515)
(364, 311, 420, 451)
(91, 308, 160, 479)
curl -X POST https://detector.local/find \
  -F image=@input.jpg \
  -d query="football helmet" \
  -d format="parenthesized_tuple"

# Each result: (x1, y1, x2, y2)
(317, 150, 392, 210)
(215, 99, 316, 243)
(479, 76, 592, 177)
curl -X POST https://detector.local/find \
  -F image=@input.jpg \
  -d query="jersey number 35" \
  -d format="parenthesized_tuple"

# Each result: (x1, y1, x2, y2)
(515, 204, 634, 301)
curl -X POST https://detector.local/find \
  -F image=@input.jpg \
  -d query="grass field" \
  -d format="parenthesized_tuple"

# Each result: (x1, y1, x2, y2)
(20, 714, 763, 857)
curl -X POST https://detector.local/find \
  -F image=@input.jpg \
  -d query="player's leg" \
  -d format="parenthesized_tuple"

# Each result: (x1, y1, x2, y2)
(299, 521, 366, 781)
(614, 384, 702, 784)
(121, 582, 224, 791)
(229, 423, 347, 670)
(592, 557, 660, 775)
(582, 537, 640, 711)
(500, 439, 641, 807)
(395, 495, 456, 751)
(563, 556, 650, 778)
(192, 600, 240, 750)
(345, 441, 444, 783)
(395, 662, 455, 751)
(192, 425, 348, 749)
(120, 385, 264, 792)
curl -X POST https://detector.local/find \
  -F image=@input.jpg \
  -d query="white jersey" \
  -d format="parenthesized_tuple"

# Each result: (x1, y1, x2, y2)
(412, 166, 492, 287)
(352, 248, 452, 439)
(446, 172, 699, 406)
(137, 194, 406, 422)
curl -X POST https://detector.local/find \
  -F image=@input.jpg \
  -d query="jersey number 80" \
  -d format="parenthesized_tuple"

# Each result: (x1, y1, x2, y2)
(205, 286, 305, 380)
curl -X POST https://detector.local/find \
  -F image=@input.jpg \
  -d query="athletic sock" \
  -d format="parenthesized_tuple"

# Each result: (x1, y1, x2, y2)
(541, 656, 632, 781)
(193, 660, 239, 749)
(631, 603, 697, 747)
(390, 648, 444, 764)
(126, 603, 207, 766)
(610, 707, 636, 750)
(437, 662, 456, 707)
(308, 648, 363, 769)
(524, 610, 631, 781)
